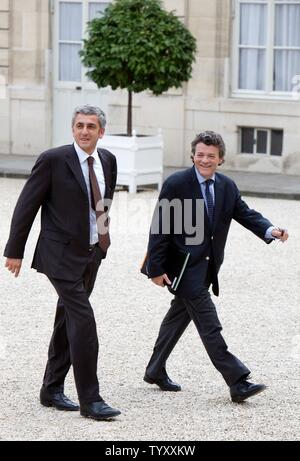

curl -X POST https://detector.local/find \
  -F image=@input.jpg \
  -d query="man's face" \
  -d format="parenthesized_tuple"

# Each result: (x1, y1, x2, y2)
(72, 114, 105, 154)
(193, 142, 221, 179)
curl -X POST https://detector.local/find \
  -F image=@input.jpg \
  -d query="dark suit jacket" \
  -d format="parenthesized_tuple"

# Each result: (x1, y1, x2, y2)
(146, 167, 273, 299)
(4, 144, 117, 281)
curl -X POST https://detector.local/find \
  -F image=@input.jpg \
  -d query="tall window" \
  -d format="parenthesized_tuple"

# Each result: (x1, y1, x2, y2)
(274, 1, 300, 91)
(57, 1, 110, 83)
(59, 2, 82, 82)
(235, 0, 300, 94)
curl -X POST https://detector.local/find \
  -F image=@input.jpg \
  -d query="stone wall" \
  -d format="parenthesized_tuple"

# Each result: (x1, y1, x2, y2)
(0, 0, 10, 154)
(0, 0, 52, 156)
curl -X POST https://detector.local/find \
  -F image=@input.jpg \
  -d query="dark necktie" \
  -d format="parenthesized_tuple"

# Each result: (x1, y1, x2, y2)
(87, 156, 110, 252)
(205, 179, 214, 227)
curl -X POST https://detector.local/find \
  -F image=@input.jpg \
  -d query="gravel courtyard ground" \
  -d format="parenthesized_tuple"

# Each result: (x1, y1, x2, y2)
(0, 177, 299, 441)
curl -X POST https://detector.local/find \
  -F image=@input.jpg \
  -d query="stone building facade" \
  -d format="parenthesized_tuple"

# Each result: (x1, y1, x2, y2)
(1, 0, 300, 174)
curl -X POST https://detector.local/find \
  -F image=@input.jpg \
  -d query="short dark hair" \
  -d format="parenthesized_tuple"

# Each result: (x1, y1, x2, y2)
(191, 131, 226, 159)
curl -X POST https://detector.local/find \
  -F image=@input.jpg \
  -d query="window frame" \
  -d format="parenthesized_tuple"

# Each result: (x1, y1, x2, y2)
(239, 126, 284, 156)
(53, 0, 111, 88)
(231, 0, 300, 99)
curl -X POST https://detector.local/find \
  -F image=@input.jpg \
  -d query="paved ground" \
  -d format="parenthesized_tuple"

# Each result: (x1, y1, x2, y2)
(0, 178, 299, 441)
(1, 153, 300, 199)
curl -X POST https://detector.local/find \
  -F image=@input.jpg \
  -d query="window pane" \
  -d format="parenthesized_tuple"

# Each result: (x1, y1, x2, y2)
(89, 2, 109, 20)
(239, 49, 266, 90)
(275, 4, 300, 46)
(241, 128, 254, 153)
(271, 130, 283, 156)
(240, 4, 267, 46)
(59, 44, 82, 81)
(274, 50, 300, 90)
(59, 2, 82, 41)
(256, 130, 267, 154)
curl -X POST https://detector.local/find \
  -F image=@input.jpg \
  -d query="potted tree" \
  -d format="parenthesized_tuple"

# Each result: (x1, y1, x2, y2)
(80, 0, 196, 192)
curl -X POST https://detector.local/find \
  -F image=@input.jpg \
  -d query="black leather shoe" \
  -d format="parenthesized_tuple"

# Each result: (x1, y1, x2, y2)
(80, 401, 121, 421)
(144, 373, 181, 391)
(40, 387, 79, 411)
(230, 379, 267, 403)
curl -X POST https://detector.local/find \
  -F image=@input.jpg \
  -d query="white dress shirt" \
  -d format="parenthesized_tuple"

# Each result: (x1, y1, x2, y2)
(74, 142, 105, 244)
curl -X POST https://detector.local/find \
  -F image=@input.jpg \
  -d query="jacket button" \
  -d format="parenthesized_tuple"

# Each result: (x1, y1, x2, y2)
(205, 256, 210, 261)
(211, 236, 214, 240)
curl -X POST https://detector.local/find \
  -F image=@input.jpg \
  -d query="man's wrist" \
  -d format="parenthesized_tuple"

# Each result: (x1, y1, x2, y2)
(265, 226, 277, 239)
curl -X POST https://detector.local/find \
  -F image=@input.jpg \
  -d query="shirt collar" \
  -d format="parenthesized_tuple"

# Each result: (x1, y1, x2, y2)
(73, 142, 100, 165)
(194, 166, 215, 185)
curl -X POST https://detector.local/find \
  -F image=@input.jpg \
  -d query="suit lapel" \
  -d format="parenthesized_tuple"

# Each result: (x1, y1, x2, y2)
(65, 145, 88, 196)
(189, 167, 202, 199)
(98, 148, 111, 199)
(213, 173, 225, 232)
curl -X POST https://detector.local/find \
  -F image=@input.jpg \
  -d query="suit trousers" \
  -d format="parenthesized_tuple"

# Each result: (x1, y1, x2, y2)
(145, 289, 250, 387)
(42, 245, 103, 404)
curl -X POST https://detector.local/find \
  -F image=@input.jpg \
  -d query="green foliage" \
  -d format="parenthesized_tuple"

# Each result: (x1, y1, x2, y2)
(80, 0, 197, 95)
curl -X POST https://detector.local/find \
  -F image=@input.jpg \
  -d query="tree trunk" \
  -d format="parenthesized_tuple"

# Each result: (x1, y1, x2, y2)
(127, 90, 132, 136)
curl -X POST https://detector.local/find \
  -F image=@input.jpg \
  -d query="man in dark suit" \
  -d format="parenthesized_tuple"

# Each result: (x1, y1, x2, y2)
(4, 105, 121, 420)
(143, 131, 288, 403)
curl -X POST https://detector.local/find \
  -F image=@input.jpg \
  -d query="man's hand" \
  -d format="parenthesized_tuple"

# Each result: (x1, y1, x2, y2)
(151, 273, 172, 287)
(5, 258, 22, 277)
(271, 228, 289, 242)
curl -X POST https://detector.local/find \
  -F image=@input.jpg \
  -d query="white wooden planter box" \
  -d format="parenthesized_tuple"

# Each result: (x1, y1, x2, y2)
(98, 130, 163, 193)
